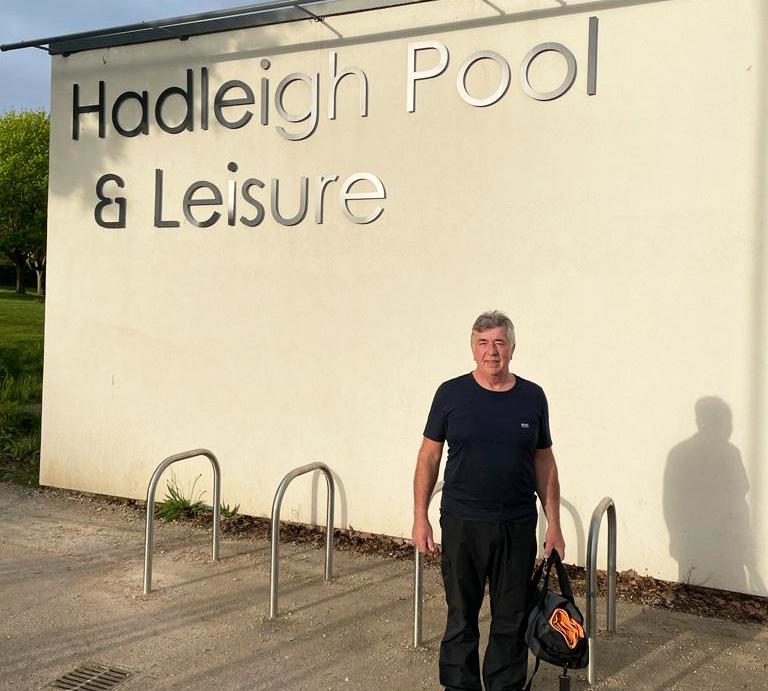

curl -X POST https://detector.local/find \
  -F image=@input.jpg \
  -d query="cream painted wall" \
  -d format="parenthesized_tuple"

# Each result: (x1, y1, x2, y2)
(41, 0, 768, 596)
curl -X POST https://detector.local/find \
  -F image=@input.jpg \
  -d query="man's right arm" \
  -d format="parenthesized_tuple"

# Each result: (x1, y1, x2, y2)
(412, 436, 444, 553)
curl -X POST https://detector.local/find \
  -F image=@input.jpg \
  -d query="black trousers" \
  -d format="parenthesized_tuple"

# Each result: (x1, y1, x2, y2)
(439, 515, 537, 691)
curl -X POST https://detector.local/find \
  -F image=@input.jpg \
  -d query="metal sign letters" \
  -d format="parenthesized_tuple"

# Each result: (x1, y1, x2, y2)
(81, 17, 599, 230)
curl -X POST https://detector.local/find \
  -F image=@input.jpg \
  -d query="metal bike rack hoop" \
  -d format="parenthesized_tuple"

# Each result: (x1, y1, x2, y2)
(143, 448, 221, 595)
(413, 481, 443, 648)
(269, 462, 335, 619)
(586, 496, 617, 685)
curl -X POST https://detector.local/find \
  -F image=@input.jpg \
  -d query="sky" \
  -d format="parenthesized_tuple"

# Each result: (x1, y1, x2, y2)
(0, 1, 264, 113)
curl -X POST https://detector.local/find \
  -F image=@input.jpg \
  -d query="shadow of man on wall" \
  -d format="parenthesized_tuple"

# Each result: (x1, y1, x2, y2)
(663, 396, 765, 593)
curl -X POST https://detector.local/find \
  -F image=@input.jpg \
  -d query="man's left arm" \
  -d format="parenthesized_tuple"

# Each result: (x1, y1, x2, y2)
(534, 446, 565, 559)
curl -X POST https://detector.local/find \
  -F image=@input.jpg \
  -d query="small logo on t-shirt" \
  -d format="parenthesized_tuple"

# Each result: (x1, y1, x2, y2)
(521, 423, 530, 428)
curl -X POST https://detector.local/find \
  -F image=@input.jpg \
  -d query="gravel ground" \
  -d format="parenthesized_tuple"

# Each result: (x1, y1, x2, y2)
(0, 483, 766, 690)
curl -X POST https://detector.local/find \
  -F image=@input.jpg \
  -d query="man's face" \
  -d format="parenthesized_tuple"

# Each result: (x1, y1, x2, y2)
(471, 326, 514, 377)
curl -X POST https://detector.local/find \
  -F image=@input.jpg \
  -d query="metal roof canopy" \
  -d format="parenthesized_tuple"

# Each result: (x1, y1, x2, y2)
(0, 0, 433, 56)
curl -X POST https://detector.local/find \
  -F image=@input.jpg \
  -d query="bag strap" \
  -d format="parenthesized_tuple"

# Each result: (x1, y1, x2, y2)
(528, 555, 555, 607)
(528, 557, 547, 600)
(523, 656, 541, 691)
(547, 549, 575, 602)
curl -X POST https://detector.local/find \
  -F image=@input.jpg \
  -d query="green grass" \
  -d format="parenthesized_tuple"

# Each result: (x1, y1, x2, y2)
(154, 473, 243, 525)
(0, 289, 45, 346)
(155, 473, 210, 521)
(0, 287, 44, 486)
(220, 502, 241, 519)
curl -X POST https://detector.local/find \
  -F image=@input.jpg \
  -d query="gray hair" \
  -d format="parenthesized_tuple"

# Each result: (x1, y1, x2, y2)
(471, 310, 515, 344)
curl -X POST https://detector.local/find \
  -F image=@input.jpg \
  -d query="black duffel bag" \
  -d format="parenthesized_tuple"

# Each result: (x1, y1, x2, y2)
(524, 549, 588, 690)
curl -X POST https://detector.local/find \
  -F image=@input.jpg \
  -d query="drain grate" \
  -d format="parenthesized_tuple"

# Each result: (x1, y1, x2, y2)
(50, 664, 132, 690)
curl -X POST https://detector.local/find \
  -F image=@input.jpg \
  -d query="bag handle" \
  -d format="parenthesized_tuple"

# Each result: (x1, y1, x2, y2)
(529, 556, 546, 591)
(529, 549, 574, 603)
(527, 553, 550, 605)
(546, 549, 575, 602)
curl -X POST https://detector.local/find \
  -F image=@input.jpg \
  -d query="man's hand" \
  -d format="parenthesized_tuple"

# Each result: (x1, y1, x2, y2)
(412, 516, 435, 554)
(544, 525, 565, 560)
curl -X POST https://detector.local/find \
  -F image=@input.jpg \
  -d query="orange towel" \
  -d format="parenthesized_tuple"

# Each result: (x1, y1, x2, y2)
(549, 608, 585, 649)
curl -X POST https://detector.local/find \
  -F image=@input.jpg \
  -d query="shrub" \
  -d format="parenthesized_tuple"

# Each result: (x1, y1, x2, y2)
(155, 473, 209, 521)
(220, 502, 241, 519)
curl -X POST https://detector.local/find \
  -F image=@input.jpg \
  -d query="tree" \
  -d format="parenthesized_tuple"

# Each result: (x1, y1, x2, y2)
(0, 110, 49, 295)
(26, 222, 47, 296)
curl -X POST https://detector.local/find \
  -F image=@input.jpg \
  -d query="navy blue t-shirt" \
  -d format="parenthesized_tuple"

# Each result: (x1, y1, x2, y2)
(424, 373, 552, 523)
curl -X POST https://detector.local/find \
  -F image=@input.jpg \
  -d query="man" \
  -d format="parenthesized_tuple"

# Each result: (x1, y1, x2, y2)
(412, 310, 564, 691)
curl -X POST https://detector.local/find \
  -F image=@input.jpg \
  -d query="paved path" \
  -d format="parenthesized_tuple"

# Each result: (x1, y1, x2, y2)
(0, 483, 765, 690)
